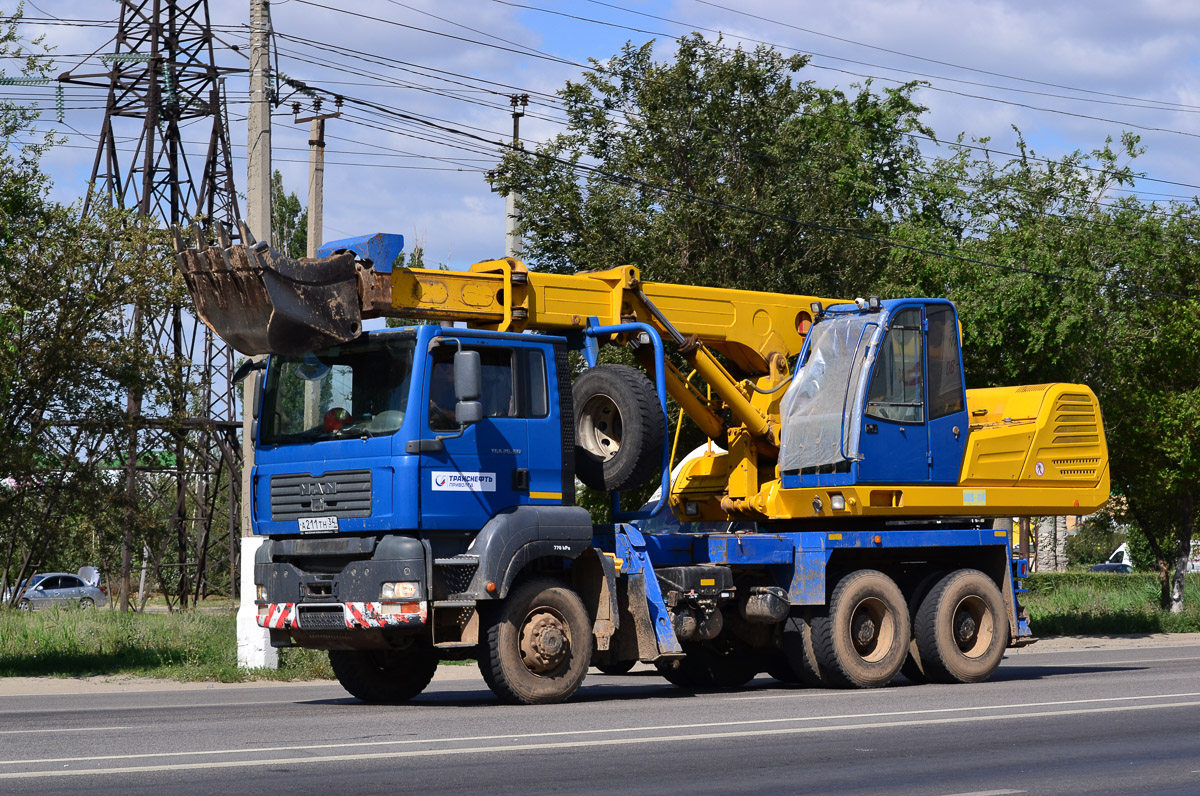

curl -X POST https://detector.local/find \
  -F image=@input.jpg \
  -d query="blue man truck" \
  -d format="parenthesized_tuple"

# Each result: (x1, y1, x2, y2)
(176, 228, 1110, 704)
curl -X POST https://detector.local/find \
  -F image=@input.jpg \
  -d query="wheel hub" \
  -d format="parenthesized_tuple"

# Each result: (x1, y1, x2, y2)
(520, 611, 570, 674)
(954, 610, 978, 645)
(578, 395, 622, 461)
(852, 613, 878, 650)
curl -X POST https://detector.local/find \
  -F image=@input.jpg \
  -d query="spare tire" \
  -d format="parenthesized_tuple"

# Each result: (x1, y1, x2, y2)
(572, 364, 665, 492)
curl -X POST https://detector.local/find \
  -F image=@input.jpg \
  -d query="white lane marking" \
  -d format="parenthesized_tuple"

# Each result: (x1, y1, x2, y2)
(1012, 655, 1200, 667)
(0, 726, 134, 735)
(941, 790, 1026, 796)
(4, 698, 1200, 779)
(7, 690, 1200, 767)
(731, 689, 1200, 706)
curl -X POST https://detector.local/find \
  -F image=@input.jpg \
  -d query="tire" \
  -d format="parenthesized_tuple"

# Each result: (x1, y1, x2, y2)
(763, 648, 804, 684)
(17, 599, 31, 611)
(914, 569, 1007, 685)
(781, 610, 833, 687)
(479, 577, 592, 705)
(656, 640, 757, 690)
(572, 364, 665, 492)
(596, 659, 636, 675)
(811, 570, 910, 689)
(79, 597, 95, 609)
(656, 655, 712, 689)
(328, 643, 439, 704)
(900, 570, 948, 685)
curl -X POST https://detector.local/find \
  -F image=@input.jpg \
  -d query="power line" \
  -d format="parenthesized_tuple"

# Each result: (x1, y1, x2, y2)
(300, 83, 1198, 301)
(684, 0, 1200, 112)
(286, 0, 583, 67)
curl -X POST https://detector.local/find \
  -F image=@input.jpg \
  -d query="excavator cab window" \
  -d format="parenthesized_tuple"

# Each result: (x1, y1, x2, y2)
(865, 308, 925, 424)
(926, 305, 965, 419)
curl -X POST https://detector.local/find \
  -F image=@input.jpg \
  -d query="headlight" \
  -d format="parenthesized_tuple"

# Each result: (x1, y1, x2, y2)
(256, 585, 267, 601)
(381, 581, 418, 600)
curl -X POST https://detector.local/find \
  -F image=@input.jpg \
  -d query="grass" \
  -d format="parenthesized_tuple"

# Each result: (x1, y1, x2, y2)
(2, 574, 1198, 682)
(1022, 572, 1200, 635)
(0, 608, 333, 682)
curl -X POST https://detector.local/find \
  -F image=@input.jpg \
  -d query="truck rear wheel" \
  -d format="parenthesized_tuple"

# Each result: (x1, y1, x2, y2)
(781, 611, 831, 687)
(572, 364, 665, 492)
(900, 570, 948, 684)
(811, 570, 909, 688)
(479, 577, 592, 705)
(914, 569, 1006, 684)
(328, 643, 438, 704)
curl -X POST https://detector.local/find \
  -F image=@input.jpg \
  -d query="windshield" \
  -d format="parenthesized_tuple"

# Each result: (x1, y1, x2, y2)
(778, 312, 879, 473)
(260, 335, 416, 446)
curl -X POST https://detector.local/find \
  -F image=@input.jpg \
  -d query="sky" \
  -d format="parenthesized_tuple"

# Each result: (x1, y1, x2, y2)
(9, 0, 1200, 272)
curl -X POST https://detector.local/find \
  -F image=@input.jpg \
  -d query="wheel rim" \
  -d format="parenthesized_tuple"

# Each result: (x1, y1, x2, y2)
(18, 600, 30, 611)
(848, 597, 895, 663)
(951, 595, 994, 658)
(518, 606, 572, 676)
(577, 394, 622, 462)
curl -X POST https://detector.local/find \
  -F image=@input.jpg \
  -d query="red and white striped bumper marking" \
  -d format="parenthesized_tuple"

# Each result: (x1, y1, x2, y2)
(256, 601, 428, 629)
(346, 601, 428, 627)
(257, 602, 294, 629)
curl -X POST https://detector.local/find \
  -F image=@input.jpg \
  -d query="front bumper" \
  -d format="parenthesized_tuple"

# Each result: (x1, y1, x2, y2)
(257, 600, 428, 629)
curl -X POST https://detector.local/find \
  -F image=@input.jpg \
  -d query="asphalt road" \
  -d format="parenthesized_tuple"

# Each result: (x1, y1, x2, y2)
(2, 636, 1200, 795)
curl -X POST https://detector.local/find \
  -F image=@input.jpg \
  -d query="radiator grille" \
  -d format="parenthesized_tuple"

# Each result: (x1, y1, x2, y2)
(271, 470, 372, 520)
(296, 606, 347, 629)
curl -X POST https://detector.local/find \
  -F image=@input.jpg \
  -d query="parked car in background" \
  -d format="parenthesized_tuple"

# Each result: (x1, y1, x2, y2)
(1090, 562, 1134, 574)
(3, 571, 107, 609)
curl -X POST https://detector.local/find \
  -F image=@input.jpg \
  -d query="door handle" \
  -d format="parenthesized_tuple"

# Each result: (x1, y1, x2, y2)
(512, 468, 530, 491)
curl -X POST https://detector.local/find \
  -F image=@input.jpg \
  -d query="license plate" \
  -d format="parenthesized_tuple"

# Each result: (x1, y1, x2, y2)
(298, 516, 339, 532)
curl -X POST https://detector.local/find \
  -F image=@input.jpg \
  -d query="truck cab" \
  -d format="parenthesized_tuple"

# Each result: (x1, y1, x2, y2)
(253, 325, 573, 538)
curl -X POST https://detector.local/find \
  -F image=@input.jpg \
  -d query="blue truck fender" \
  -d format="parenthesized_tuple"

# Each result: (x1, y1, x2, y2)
(461, 505, 594, 599)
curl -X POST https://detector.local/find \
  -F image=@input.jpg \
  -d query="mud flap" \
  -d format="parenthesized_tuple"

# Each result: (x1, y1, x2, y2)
(173, 223, 363, 355)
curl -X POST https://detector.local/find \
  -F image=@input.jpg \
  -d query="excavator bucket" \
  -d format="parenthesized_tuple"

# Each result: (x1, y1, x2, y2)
(173, 223, 363, 356)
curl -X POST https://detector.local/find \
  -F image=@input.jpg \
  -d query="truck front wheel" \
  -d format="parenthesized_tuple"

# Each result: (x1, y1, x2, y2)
(812, 570, 909, 688)
(328, 642, 439, 704)
(914, 569, 1006, 684)
(479, 577, 592, 705)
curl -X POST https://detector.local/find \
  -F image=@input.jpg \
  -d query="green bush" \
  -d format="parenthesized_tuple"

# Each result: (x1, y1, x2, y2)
(1022, 572, 1200, 634)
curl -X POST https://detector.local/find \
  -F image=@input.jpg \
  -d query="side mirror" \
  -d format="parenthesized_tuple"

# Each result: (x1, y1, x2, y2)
(456, 400, 483, 426)
(454, 350, 481, 402)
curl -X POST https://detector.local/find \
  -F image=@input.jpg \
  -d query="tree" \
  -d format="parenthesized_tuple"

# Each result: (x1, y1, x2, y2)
(0, 8, 180, 606)
(492, 35, 936, 299)
(885, 132, 1199, 610)
(271, 169, 307, 258)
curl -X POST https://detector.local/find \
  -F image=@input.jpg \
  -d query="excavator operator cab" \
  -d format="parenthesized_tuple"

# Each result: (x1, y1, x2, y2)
(778, 298, 969, 489)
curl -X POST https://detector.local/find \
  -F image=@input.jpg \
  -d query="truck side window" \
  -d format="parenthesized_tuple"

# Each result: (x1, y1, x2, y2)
(521, 349, 549, 418)
(926, 306, 965, 419)
(865, 307, 924, 424)
(429, 346, 520, 429)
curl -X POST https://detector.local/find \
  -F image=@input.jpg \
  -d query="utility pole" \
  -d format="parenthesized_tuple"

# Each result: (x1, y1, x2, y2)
(294, 97, 342, 258)
(240, 0, 277, 669)
(505, 93, 528, 259)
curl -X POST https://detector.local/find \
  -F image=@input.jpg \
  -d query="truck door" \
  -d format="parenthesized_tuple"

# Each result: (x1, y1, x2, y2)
(418, 341, 531, 530)
(858, 306, 930, 483)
